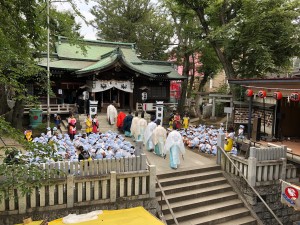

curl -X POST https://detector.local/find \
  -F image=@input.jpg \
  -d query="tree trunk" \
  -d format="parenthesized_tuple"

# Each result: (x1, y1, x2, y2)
(194, 7, 236, 80)
(11, 99, 24, 130)
(177, 52, 190, 114)
(187, 53, 195, 98)
(0, 86, 10, 116)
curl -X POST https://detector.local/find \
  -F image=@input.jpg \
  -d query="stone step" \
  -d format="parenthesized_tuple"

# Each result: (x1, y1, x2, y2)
(217, 216, 257, 225)
(160, 191, 238, 214)
(165, 199, 245, 224)
(156, 176, 227, 196)
(157, 170, 223, 187)
(157, 165, 221, 179)
(177, 207, 251, 225)
(158, 183, 232, 204)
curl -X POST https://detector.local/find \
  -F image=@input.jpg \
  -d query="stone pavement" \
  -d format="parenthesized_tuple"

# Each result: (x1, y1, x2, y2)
(95, 113, 217, 175)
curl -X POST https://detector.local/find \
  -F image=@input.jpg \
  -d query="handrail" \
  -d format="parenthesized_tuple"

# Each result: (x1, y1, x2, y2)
(156, 177, 179, 225)
(145, 160, 179, 225)
(218, 146, 283, 225)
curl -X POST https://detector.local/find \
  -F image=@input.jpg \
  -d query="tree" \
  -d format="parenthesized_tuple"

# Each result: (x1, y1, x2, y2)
(174, 0, 300, 83)
(0, 0, 86, 199)
(0, 0, 84, 128)
(91, 0, 173, 60)
(164, 0, 204, 113)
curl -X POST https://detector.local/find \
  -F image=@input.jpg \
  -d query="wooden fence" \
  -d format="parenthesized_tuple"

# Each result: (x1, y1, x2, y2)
(0, 154, 155, 215)
(220, 146, 297, 186)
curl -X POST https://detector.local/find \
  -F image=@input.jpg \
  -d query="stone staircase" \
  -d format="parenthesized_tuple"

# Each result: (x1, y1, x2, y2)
(156, 165, 258, 225)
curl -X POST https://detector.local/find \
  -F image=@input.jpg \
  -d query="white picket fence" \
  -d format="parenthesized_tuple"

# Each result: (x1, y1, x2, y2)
(0, 155, 156, 215)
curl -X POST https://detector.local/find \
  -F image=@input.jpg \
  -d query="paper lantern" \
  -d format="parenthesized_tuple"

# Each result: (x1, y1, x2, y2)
(258, 90, 266, 98)
(245, 89, 253, 97)
(273, 91, 283, 100)
(290, 92, 300, 102)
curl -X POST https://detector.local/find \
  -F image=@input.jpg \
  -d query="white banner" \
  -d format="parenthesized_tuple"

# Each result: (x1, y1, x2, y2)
(87, 80, 134, 93)
(281, 180, 300, 210)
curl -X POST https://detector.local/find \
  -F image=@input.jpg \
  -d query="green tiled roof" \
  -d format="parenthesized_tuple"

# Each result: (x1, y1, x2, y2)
(76, 54, 119, 74)
(38, 58, 94, 70)
(41, 37, 186, 80)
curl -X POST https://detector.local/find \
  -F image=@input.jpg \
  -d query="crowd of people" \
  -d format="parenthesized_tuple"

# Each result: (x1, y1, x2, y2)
(28, 130, 136, 164)
(21, 104, 244, 168)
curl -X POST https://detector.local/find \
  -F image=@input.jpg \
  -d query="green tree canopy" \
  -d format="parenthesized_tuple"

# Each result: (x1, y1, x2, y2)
(174, 0, 300, 79)
(91, 0, 173, 60)
(0, 0, 86, 199)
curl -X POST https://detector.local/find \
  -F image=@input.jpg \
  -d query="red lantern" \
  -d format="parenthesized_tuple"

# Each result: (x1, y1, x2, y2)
(245, 89, 253, 97)
(258, 90, 266, 98)
(290, 92, 300, 102)
(273, 91, 283, 100)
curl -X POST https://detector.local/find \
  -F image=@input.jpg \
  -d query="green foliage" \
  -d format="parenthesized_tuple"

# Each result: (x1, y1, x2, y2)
(91, 0, 173, 60)
(174, 0, 300, 79)
(215, 102, 225, 117)
(0, 116, 63, 200)
(215, 83, 230, 95)
(0, 0, 84, 199)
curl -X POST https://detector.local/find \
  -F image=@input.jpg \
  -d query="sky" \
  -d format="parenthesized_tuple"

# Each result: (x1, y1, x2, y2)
(53, 0, 98, 40)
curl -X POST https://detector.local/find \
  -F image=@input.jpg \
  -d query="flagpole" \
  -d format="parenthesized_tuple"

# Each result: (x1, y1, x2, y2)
(47, 0, 50, 127)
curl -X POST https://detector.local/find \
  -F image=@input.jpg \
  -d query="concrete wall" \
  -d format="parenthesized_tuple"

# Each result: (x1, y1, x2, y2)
(0, 198, 159, 225)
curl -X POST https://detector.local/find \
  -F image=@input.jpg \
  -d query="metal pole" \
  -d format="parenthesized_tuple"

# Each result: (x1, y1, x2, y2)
(47, 0, 50, 127)
(263, 97, 266, 135)
(226, 113, 228, 131)
(248, 95, 253, 139)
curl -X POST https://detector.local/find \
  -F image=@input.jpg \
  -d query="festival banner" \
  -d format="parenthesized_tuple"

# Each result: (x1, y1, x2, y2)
(281, 180, 300, 210)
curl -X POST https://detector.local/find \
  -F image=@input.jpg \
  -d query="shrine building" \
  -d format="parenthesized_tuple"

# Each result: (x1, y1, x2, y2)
(37, 36, 185, 112)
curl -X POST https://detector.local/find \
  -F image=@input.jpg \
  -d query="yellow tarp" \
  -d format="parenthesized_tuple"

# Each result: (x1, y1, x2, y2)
(15, 221, 43, 225)
(16, 207, 164, 225)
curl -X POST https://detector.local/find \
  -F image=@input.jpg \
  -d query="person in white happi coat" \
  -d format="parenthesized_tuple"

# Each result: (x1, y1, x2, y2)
(107, 104, 118, 125)
(137, 112, 147, 142)
(152, 119, 167, 156)
(163, 130, 186, 169)
(130, 112, 140, 141)
(144, 115, 157, 151)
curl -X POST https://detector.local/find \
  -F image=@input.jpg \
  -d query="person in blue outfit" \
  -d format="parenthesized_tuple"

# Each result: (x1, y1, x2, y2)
(122, 111, 133, 137)
(163, 130, 186, 169)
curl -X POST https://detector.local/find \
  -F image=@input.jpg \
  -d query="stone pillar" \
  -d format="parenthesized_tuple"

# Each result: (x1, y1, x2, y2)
(280, 158, 287, 180)
(67, 175, 74, 208)
(17, 190, 26, 214)
(141, 153, 147, 170)
(110, 171, 117, 202)
(248, 147, 257, 187)
(211, 97, 216, 120)
(230, 97, 234, 121)
(217, 134, 225, 165)
(148, 165, 156, 198)
(135, 140, 143, 156)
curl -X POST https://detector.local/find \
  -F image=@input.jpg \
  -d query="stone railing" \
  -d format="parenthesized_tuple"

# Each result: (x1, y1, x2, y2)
(135, 102, 178, 112)
(219, 146, 297, 187)
(40, 154, 147, 177)
(0, 155, 156, 215)
(24, 104, 77, 114)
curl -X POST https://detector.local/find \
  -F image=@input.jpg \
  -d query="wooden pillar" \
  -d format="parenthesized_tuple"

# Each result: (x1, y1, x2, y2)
(248, 95, 253, 139)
